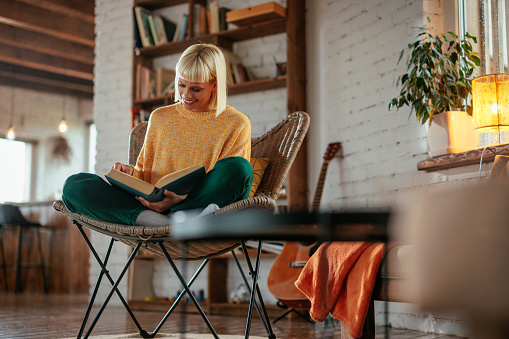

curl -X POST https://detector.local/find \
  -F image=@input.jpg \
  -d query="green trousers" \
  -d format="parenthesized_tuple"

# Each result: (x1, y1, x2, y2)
(62, 157, 254, 225)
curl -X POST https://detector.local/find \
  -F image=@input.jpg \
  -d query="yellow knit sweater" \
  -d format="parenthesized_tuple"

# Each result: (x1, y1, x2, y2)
(133, 103, 251, 185)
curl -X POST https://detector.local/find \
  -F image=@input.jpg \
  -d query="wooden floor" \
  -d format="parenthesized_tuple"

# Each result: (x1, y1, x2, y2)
(0, 293, 464, 338)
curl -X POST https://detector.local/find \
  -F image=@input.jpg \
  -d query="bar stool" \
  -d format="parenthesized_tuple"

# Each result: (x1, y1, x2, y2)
(0, 224, 7, 291)
(0, 204, 48, 293)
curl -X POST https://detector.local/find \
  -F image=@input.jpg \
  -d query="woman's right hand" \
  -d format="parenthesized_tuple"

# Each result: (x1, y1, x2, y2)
(113, 162, 134, 176)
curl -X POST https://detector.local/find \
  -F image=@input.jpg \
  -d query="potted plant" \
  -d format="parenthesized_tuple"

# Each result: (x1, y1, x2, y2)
(389, 17, 481, 156)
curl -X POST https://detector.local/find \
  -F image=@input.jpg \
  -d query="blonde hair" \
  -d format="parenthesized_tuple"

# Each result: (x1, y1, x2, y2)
(175, 44, 228, 116)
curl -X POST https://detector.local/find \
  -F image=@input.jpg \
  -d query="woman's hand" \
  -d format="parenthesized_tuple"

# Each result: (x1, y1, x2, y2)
(136, 190, 187, 214)
(113, 162, 134, 176)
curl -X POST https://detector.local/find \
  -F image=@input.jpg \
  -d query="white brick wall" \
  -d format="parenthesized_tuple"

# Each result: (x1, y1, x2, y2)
(92, 0, 133, 303)
(306, 0, 482, 335)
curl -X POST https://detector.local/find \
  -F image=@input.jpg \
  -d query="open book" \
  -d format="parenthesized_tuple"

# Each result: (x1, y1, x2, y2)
(105, 165, 206, 202)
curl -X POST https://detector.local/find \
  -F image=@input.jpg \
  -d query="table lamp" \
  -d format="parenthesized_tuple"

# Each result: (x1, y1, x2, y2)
(473, 74, 509, 148)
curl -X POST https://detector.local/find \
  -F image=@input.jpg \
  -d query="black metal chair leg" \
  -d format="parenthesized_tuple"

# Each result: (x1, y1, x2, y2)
(231, 250, 273, 336)
(157, 241, 219, 339)
(150, 258, 210, 337)
(239, 241, 276, 339)
(244, 240, 263, 338)
(0, 227, 8, 291)
(73, 222, 146, 338)
(77, 236, 115, 339)
(36, 228, 48, 293)
(14, 225, 22, 294)
(83, 241, 143, 338)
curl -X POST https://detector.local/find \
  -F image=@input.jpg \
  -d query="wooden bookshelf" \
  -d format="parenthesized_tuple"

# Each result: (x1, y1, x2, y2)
(137, 19, 286, 57)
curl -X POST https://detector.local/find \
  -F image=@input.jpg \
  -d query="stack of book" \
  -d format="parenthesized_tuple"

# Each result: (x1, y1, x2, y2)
(135, 66, 176, 100)
(133, 6, 179, 48)
(221, 48, 255, 85)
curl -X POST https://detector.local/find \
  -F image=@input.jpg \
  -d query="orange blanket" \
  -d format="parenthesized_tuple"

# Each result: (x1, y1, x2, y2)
(295, 241, 392, 338)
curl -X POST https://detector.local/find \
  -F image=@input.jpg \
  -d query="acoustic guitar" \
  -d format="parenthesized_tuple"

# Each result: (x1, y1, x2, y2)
(267, 142, 342, 309)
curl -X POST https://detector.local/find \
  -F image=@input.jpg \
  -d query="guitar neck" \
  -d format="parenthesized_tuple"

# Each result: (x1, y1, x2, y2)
(309, 160, 330, 213)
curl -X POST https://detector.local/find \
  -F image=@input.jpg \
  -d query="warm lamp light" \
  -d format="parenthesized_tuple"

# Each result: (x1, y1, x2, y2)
(58, 95, 69, 134)
(473, 74, 509, 147)
(5, 83, 16, 140)
(58, 119, 68, 133)
(6, 126, 15, 140)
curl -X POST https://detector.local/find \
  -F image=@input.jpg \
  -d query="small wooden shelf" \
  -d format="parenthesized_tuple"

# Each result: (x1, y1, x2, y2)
(417, 143, 509, 172)
(133, 76, 286, 108)
(135, 0, 188, 10)
(136, 19, 286, 58)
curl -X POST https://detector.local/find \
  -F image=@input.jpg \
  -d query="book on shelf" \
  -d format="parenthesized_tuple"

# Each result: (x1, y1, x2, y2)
(105, 165, 206, 202)
(198, 5, 209, 35)
(156, 67, 176, 97)
(220, 48, 254, 85)
(133, 10, 143, 49)
(133, 6, 177, 47)
(147, 15, 160, 45)
(209, 0, 219, 33)
(134, 6, 155, 47)
(131, 107, 150, 128)
(146, 67, 156, 98)
(173, 13, 188, 41)
(208, 1, 229, 33)
(136, 64, 156, 100)
(156, 15, 177, 44)
(218, 7, 231, 31)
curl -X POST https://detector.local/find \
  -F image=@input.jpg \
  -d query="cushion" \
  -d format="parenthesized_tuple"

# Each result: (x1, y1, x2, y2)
(249, 158, 269, 198)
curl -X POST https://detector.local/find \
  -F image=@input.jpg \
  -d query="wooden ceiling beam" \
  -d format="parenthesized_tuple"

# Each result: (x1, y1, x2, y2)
(0, 75, 92, 99)
(0, 44, 93, 81)
(0, 0, 94, 47)
(15, 0, 94, 24)
(0, 69, 93, 94)
(0, 62, 93, 85)
(0, 24, 94, 65)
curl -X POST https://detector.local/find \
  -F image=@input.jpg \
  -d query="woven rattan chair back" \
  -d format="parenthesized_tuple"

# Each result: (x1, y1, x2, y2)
(54, 111, 309, 260)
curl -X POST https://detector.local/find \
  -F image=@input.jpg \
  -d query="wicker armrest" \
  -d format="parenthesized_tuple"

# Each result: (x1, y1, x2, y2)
(212, 196, 277, 216)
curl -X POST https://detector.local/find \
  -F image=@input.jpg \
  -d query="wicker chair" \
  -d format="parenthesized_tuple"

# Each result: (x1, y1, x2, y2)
(53, 111, 309, 338)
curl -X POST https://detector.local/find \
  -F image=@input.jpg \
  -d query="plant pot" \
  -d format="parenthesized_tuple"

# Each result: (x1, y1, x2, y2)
(426, 111, 476, 157)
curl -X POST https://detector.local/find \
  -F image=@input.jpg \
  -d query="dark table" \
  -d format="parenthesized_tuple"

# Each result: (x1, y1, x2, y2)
(172, 210, 390, 242)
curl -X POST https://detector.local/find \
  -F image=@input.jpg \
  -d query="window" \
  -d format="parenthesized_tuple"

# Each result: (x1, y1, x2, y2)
(461, 0, 509, 74)
(0, 138, 32, 203)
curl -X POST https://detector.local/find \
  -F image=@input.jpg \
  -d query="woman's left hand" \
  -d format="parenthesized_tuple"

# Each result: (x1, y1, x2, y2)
(136, 190, 187, 214)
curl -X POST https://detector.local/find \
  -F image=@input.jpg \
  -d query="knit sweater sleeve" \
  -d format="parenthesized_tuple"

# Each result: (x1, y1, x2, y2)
(220, 115, 251, 161)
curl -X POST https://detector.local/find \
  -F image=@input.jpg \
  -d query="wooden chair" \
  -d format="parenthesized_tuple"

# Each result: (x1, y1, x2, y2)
(53, 111, 309, 338)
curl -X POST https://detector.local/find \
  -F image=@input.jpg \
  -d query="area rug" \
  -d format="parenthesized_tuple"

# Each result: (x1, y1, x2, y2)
(64, 334, 267, 339)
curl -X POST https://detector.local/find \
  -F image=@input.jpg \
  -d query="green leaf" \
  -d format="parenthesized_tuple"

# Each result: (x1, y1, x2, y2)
(397, 49, 405, 64)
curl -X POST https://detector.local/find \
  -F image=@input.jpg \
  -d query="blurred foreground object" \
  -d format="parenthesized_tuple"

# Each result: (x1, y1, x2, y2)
(394, 181, 509, 339)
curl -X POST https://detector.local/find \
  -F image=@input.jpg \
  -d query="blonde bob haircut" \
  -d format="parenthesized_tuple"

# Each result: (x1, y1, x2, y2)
(175, 44, 228, 116)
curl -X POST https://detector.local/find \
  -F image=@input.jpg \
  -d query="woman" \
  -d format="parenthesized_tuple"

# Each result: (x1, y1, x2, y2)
(62, 44, 254, 226)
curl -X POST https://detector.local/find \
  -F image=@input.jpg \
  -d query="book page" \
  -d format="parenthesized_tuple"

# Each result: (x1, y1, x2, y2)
(106, 168, 154, 195)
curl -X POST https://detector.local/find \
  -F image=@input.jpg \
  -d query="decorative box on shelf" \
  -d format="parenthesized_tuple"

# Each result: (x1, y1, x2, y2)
(226, 1, 286, 27)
